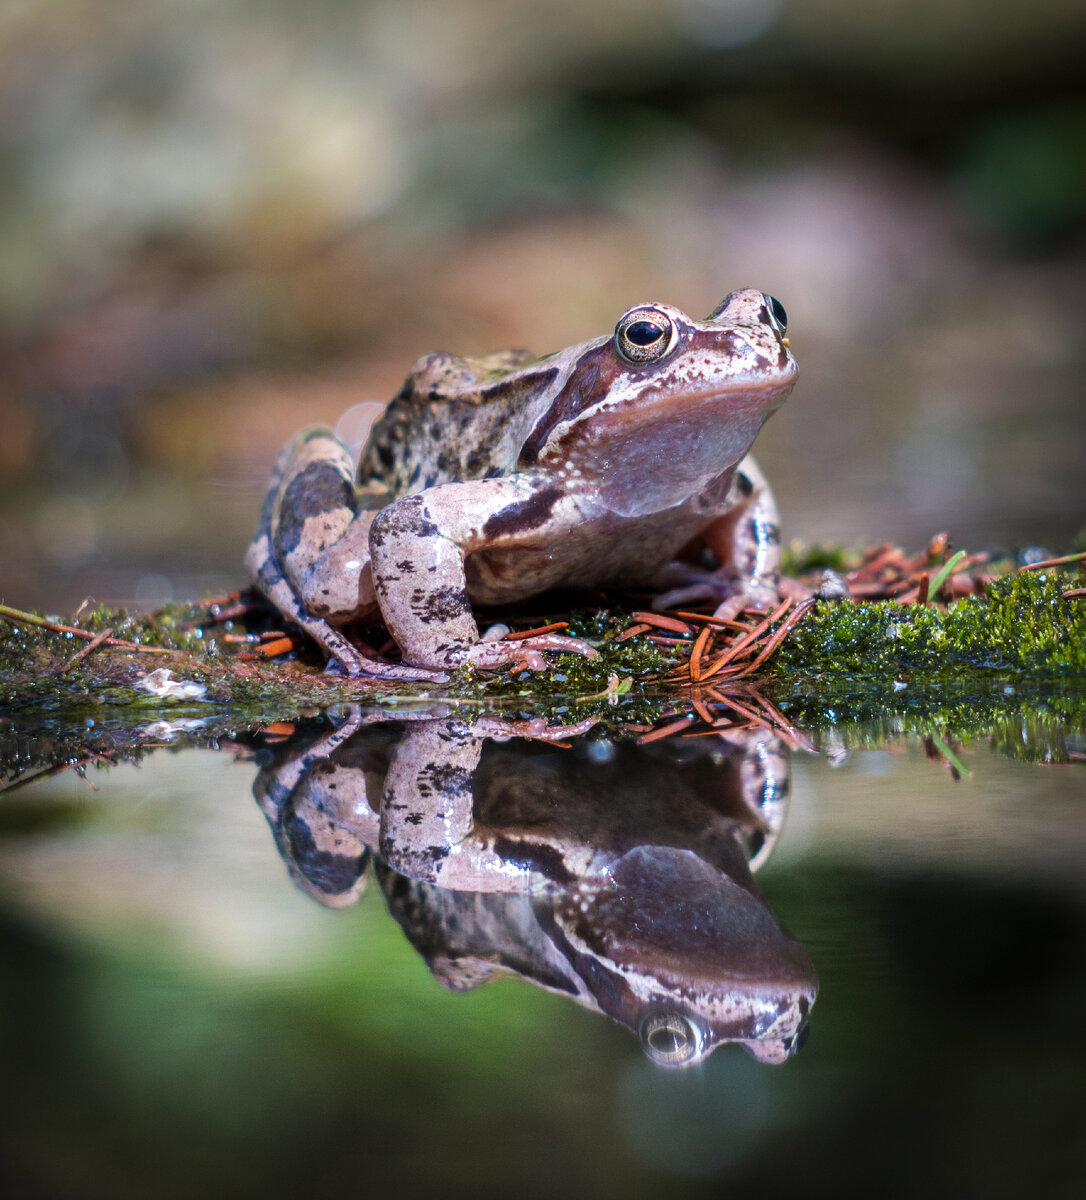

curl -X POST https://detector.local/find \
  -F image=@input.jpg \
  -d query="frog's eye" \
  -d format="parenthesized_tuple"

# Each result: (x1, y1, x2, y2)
(763, 294, 788, 336)
(615, 308, 676, 364)
(639, 1008, 703, 1066)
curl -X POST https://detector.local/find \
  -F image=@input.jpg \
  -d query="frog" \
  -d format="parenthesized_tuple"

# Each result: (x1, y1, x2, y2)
(252, 708, 816, 1065)
(245, 288, 797, 679)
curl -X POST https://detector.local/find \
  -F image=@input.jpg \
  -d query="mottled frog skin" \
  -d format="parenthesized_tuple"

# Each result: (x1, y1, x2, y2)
(246, 290, 797, 679)
(253, 711, 816, 1066)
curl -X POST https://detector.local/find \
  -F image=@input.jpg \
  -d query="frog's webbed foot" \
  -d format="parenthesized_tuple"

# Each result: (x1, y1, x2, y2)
(323, 634, 449, 683)
(652, 566, 778, 621)
(247, 527, 446, 682)
(472, 715, 599, 742)
(452, 632, 598, 673)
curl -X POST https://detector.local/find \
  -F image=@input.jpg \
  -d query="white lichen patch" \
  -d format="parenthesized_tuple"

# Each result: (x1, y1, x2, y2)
(137, 668, 208, 702)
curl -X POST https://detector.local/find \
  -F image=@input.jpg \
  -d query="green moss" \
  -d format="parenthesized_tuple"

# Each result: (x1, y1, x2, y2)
(776, 570, 1086, 676)
(769, 674, 1085, 762)
(0, 602, 679, 757)
(436, 609, 678, 726)
(764, 568, 1086, 762)
(4, 569, 1086, 770)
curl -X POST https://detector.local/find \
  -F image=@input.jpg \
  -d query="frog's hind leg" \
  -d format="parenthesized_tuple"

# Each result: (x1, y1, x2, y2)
(246, 429, 442, 681)
(269, 428, 379, 624)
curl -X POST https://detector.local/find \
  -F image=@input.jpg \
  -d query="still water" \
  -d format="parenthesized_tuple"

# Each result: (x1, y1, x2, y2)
(0, 712, 1083, 1200)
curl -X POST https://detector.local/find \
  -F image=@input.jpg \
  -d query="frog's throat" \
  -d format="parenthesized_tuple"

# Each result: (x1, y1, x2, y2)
(553, 384, 789, 518)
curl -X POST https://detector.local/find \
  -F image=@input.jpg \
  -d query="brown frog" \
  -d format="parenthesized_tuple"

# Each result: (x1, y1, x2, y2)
(246, 290, 797, 679)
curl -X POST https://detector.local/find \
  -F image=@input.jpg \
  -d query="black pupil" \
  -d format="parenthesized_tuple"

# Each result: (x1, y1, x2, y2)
(651, 1028, 685, 1054)
(768, 296, 787, 329)
(626, 320, 664, 346)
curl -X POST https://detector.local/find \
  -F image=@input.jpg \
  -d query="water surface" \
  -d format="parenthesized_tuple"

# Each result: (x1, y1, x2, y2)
(0, 717, 1082, 1199)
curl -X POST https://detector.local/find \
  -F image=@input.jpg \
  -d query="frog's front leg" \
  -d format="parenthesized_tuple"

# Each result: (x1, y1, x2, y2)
(379, 719, 510, 890)
(369, 476, 597, 672)
(246, 429, 443, 681)
(653, 455, 782, 620)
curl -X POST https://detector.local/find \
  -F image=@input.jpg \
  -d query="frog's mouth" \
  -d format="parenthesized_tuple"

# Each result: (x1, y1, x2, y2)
(570, 379, 795, 517)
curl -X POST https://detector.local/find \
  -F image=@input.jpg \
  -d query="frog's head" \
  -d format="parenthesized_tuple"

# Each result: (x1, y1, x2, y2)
(519, 289, 797, 516)
(550, 844, 818, 1067)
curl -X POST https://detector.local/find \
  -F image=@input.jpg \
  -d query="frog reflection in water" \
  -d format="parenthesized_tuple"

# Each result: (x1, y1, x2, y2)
(253, 712, 817, 1066)
(246, 290, 796, 679)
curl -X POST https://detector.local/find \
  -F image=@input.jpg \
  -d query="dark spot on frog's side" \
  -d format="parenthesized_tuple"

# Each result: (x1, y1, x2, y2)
(285, 814, 368, 898)
(492, 837, 575, 885)
(369, 496, 442, 548)
(482, 485, 564, 540)
(395, 559, 416, 573)
(390, 843, 452, 881)
(417, 763, 473, 798)
(277, 462, 354, 558)
(414, 586, 471, 624)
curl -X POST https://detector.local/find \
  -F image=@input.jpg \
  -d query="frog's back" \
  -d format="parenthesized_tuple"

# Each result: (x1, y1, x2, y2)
(357, 349, 559, 498)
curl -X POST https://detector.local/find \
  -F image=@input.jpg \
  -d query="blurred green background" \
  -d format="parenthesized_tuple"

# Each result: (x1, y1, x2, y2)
(1, 0, 1084, 612)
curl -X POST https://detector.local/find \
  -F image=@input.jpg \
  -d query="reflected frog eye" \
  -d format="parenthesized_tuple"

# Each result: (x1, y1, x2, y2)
(764, 294, 788, 336)
(615, 309, 676, 364)
(639, 1009, 703, 1066)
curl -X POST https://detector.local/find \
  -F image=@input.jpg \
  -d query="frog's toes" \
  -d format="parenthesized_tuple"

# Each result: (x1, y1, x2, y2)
(511, 633, 598, 661)
(325, 642, 448, 683)
(652, 580, 716, 611)
(474, 715, 599, 742)
(711, 584, 777, 623)
(451, 633, 597, 673)
(653, 566, 778, 620)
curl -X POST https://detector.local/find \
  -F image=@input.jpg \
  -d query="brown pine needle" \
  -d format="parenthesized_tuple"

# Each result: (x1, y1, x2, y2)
(688, 625, 712, 681)
(615, 622, 653, 642)
(630, 612, 695, 635)
(742, 689, 817, 752)
(728, 597, 816, 679)
(699, 597, 793, 679)
(0, 603, 173, 654)
(852, 545, 903, 576)
(1019, 551, 1086, 572)
(710, 694, 776, 733)
(673, 611, 754, 631)
(636, 715, 696, 744)
(60, 627, 113, 673)
(240, 635, 296, 661)
(505, 621, 569, 641)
